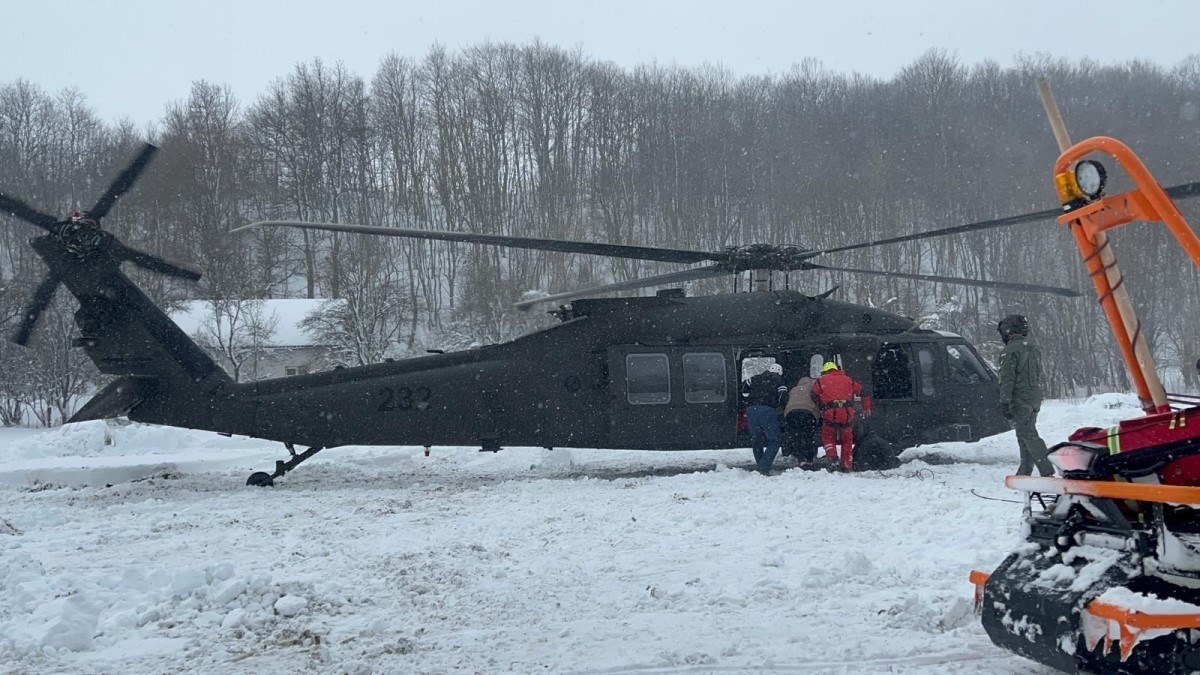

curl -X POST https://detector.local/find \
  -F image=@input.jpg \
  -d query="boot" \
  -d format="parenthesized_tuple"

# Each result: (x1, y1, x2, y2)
(811, 455, 840, 472)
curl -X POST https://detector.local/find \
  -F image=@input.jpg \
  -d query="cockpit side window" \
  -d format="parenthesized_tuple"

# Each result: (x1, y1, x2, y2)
(945, 343, 992, 384)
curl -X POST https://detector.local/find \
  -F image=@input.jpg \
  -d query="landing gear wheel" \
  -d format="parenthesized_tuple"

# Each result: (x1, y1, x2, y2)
(243, 445, 328, 486)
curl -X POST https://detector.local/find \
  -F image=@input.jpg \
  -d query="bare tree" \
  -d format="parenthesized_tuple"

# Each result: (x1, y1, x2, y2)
(193, 298, 279, 382)
(300, 237, 409, 366)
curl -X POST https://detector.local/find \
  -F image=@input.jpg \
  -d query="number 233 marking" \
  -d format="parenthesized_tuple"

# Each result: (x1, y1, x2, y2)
(377, 386, 432, 412)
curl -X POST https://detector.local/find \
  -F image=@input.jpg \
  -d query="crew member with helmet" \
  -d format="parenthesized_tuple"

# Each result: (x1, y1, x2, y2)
(741, 362, 790, 475)
(811, 361, 869, 471)
(997, 314, 1053, 476)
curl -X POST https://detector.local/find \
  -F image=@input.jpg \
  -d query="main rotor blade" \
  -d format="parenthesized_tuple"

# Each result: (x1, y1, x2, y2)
(801, 207, 1062, 260)
(113, 241, 202, 281)
(515, 265, 730, 310)
(0, 192, 59, 232)
(803, 262, 1081, 297)
(801, 180, 1200, 260)
(1165, 181, 1200, 201)
(237, 220, 720, 265)
(13, 273, 62, 345)
(88, 143, 158, 220)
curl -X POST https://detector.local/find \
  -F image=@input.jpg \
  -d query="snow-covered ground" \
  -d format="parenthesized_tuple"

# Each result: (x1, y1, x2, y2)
(0, 394, 1142, 674)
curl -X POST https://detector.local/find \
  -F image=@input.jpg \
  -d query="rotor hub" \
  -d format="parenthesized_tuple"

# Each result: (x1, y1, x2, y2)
(720, 244, 810, 272)
(59, 216, 104, 258)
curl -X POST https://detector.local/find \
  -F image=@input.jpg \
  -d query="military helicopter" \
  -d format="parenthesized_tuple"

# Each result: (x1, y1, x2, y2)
(1, 143, 1169, 486)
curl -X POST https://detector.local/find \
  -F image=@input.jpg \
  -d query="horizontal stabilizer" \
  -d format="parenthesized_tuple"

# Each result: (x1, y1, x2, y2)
(69, 377, 153, 423)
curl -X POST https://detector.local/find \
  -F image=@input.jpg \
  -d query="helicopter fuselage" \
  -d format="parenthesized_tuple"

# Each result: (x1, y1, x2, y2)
(104, 289, 1007, 454)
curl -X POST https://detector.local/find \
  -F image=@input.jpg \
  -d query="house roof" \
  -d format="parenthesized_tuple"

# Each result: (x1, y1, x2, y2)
(169, 299, 336, 348)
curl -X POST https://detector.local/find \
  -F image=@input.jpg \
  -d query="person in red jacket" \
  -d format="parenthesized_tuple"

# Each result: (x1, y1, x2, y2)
(810, 361, 871, 471)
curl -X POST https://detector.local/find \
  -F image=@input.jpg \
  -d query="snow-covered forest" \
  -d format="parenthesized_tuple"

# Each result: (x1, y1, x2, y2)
(4, 43, 1200, 421)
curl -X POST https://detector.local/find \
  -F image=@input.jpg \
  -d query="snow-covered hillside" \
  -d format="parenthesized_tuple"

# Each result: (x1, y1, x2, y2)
(0, 396, 1141, 674)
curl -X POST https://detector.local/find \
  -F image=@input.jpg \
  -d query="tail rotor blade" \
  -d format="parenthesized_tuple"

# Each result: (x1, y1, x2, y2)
(12, 273, 63, 345)
(0, 192, 59, 232)
(88, 143, 158, 220)
(114, 241, 202, 281)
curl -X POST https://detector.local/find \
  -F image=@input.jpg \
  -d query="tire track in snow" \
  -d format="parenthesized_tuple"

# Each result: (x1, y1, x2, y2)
(563, 648, 1051, 673)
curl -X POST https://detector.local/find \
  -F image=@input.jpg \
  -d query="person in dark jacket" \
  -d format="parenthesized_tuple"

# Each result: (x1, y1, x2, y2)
(741, 363, 789, 474)
(998, 314, 1053, 476)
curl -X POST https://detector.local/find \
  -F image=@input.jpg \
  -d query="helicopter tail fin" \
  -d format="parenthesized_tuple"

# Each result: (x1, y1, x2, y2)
(23, 235, 235, 426)
(5, 143, 240, 430)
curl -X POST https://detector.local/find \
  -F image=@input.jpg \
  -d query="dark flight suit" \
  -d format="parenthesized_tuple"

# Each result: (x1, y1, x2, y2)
(998, 335, 1053, 476)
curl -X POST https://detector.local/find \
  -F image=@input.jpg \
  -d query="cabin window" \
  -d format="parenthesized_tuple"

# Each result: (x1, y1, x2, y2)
(740, 356, 777, 382)
(945, 344, 991, 384)
(917, 347, 937, 397)
(626, 353, 671, 404)
(285, 366, 310, 376)
(872, 346, 914, 399)
(683, 352, 726, 403)
(809, 354, 826, 379)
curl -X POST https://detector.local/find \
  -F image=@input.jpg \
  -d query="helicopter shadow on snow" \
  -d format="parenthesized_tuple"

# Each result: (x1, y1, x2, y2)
(325, 448, 1010, 487)
(557, 459, 758, 481)
(553, 451, 1009, 481)
(897, 450, 1013, 467)
(26, 446, 1012, 498)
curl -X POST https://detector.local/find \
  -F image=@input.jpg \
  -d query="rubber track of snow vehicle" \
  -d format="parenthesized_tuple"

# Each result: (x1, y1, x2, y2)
(974, 476, 1200, 673)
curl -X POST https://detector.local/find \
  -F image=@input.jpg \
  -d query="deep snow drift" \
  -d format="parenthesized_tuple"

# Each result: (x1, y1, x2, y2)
(0, 396, 1141, 674)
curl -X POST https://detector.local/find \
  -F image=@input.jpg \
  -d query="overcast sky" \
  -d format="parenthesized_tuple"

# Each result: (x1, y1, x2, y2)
(5, 0, 1197, 125)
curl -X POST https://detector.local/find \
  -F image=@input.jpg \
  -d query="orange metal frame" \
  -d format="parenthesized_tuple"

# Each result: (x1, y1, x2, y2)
(1006, 474, 1200, 504)
(1085, 599, 1200, 662)
(1054, 137, 1200, 414)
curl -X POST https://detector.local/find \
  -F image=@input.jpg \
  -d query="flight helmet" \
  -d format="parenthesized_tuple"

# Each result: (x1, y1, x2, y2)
(998, 314, 1030, 342)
